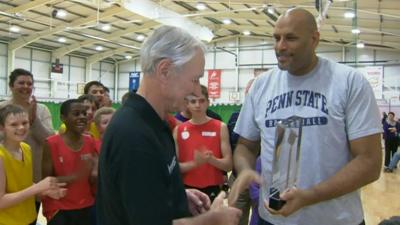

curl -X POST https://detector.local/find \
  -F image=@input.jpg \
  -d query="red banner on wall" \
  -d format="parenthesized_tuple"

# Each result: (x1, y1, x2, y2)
(208, 69, 221, 99)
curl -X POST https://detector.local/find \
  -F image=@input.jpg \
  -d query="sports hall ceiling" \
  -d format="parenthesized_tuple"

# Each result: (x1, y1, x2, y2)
(0, 0, 399, 63)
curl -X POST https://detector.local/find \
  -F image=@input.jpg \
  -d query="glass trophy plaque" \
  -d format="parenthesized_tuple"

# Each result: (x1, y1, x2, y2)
(269, 116, 303, 210)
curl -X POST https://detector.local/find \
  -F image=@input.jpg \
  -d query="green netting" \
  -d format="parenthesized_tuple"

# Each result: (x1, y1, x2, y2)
(41, 102, 61, 131)
(209, 104, 242, 123)
(40, 101, 122, 131)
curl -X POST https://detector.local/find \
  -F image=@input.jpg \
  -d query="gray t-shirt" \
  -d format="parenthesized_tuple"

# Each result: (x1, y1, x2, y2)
(235, 57, 382, 225)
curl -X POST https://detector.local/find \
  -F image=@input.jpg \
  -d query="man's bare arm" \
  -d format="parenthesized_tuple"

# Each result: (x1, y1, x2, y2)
(273, 133, 382, 216)
(228, 137, 261, 205)
(308, 133, 381, 203)
(207, 124, 232, 172)
(234, 137, 260, 174)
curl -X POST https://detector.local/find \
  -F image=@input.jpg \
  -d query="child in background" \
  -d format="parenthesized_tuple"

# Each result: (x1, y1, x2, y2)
(78, 94, 100, 140)
(42, 99, 98, 225)
(0, 104, 65, 225)
(59, 95, 100, 140)
(93, 107, 115, 153)
(174, 85, 232, 202)
(166, 114, 178, 131)
(92, 107, 115, 225)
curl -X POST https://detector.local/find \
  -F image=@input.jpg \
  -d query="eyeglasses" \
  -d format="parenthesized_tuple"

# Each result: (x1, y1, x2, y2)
(188, 98, 206, 104)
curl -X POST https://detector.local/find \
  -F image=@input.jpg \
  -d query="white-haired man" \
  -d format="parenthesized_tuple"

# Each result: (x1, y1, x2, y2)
(97, 25, 241, 225)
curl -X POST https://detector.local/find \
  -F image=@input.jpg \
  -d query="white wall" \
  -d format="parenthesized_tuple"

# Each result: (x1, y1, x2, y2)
(92, 61, 115, 99)
(0, 44, 116, 102)
(118, 40, 400, 105)
(0, 43, 7, 96)
(1, 38, 400, 106)
(52, 55, 86, 99)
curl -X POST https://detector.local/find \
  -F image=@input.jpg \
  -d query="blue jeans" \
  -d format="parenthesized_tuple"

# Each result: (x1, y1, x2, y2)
(258, 218, 365, 225)
(389, 152, 400, 170)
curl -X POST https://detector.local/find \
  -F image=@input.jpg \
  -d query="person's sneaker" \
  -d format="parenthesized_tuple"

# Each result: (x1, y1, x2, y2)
(384, 168, 393, 173)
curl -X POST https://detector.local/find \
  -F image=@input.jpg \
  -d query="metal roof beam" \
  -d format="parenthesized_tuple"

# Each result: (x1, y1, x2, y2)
(87, 47, 128, 64)
(121, 0, 213, 42)
(52, 21, 157, 58)
(9, 5, 124, 50)
(5, 0, 51, 14)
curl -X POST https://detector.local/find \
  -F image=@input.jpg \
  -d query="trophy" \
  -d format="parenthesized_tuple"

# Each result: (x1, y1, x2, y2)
(269, 116, 303, 210)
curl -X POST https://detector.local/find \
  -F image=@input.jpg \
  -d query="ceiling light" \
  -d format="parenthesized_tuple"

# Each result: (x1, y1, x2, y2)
(344, 11, 355, 18)
(9, 25, 20, 32)
(14, 13, 23, 18)
(95, 46, 103, 51)
(222, 19, 231, 25)
(136, 34, 145, 41)
(126, 19, 143, 24)
(351, 28, 361, 34)
(58, 37, 66, 43)
(101, 24, 111, 31)
(356, 42, 365, 48)
(125, 55, 132, 59)
(196, 2, 207, 11)
(267, 6, 275, 14)
(56, 9, 67, 18)
(243, 30, 251, 36)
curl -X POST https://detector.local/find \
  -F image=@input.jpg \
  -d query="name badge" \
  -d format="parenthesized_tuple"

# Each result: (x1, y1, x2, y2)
(202, 131, 216, 137)
(81, 154, 91, 160)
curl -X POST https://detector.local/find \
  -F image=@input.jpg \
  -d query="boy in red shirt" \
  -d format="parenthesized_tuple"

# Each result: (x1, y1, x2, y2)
(174, 85, 232, 202)
(42, 99, 97, 224)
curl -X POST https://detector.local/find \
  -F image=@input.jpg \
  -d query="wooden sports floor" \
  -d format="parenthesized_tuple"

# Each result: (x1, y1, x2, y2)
(362, 166, 400, 224)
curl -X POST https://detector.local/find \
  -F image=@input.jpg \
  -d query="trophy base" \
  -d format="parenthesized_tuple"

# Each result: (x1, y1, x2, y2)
(269, 187, 286, 210)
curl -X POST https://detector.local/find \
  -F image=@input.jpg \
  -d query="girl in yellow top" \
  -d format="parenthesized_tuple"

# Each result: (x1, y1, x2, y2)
(0, 104, 66, 225)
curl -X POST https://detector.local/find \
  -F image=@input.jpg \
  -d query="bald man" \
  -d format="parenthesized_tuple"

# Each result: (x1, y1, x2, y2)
(229, 8, 382, 225)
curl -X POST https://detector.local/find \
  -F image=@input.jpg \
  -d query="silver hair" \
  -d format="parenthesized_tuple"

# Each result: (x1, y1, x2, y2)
(140, 25, 207, 75)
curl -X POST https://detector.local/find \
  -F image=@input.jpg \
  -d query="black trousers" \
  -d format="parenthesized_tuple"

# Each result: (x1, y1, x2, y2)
(47, 206, 93, 225)
(258, 218, 365, 225)
(385, 138, 398, 167)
